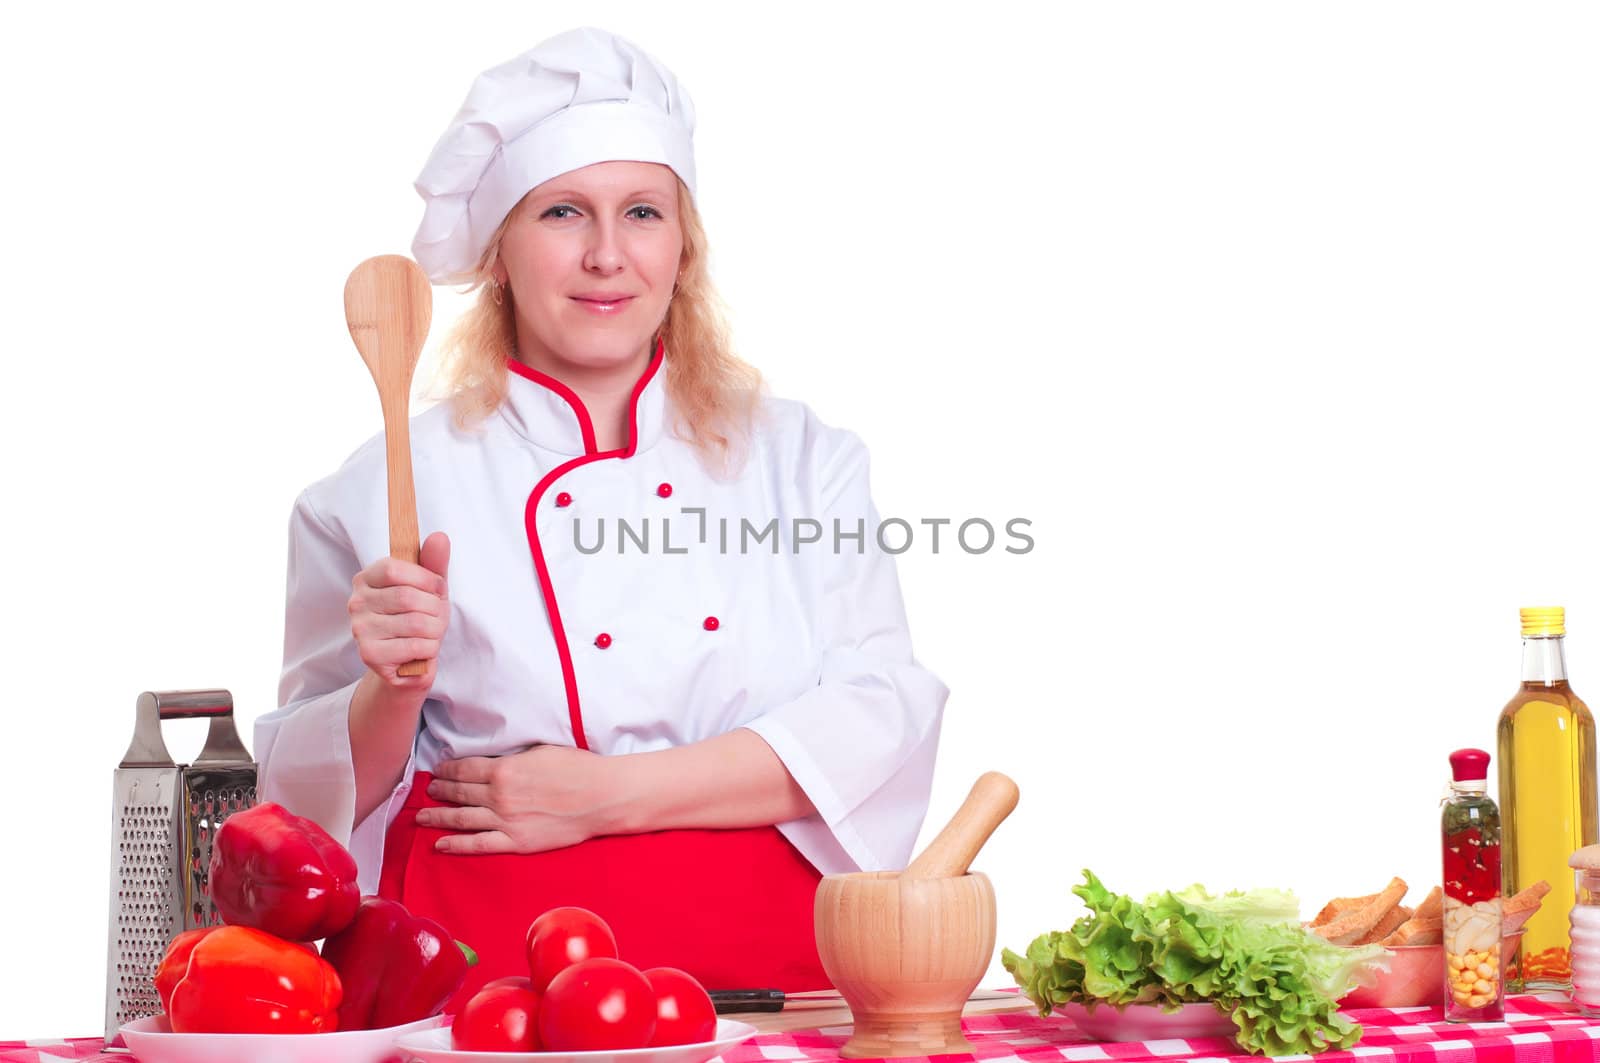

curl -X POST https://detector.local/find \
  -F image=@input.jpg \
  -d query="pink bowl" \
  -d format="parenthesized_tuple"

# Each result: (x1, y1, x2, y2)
(1341, 932, 1523, 1009)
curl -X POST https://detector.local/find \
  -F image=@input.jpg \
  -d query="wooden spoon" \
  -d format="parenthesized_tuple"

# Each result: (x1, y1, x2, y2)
(344, 254, 433, 677)
(901, 771, 1020, 879)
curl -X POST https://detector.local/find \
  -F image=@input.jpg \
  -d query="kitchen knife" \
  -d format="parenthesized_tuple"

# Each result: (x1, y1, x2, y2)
(708, 989, 785, 1013)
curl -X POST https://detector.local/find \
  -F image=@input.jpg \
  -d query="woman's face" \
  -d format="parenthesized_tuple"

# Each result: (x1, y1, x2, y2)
(496, 160, 684, 374)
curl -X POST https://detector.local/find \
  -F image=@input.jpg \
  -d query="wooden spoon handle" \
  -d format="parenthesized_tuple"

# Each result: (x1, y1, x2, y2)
(901, 771, 1019, 880)
(385, 399, 426, 678)
(381, 394, 421, 564)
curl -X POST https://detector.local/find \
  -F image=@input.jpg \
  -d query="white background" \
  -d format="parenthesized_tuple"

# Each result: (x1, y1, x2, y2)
(2, 0, 1598, 1039)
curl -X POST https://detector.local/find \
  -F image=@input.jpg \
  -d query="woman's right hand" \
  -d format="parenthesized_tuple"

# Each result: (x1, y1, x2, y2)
(348, 531, 452, 690)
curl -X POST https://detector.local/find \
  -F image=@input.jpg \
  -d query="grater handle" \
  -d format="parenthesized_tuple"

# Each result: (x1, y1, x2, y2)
(153, 689, 235, 719)
(121, 689, 250, 768)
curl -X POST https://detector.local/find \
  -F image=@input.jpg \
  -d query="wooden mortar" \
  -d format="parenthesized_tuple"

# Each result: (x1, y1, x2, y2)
(814, 771, 1020, 1058)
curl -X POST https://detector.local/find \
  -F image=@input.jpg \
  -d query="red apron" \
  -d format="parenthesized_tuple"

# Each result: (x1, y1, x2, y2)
(379, 771, 832, 1013)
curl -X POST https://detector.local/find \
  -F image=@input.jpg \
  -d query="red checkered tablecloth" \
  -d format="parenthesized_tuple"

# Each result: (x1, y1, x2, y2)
(6, 996, 1599, 1063)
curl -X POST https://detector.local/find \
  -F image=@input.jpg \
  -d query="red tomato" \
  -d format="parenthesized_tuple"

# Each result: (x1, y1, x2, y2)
(482, 975, 535, 992)
(452, 985, 542, 1052)
(539, 957, 656, 1051)
(525, 906, 619, 993)
(643, 967, 717, 1047)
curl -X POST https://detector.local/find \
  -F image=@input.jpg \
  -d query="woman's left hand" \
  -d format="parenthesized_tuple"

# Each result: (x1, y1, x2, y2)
(415, 746, 624, 854)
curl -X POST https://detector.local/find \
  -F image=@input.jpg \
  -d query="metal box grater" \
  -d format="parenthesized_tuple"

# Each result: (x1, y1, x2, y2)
(104, 689, 257, 1044)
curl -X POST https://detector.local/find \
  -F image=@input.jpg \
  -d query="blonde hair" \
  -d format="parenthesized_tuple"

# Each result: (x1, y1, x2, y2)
(425, 178, 763, 478)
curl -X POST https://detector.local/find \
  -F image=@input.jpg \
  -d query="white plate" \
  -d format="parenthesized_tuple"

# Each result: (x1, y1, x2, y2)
(119, 1014, 447, 1063)
(394, 1018, 758, 1063)
(1058, 1001, 1235, 1042)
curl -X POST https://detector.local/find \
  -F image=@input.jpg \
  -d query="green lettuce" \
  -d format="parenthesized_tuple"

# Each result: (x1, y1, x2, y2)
(1001, 870, 1389, 1056)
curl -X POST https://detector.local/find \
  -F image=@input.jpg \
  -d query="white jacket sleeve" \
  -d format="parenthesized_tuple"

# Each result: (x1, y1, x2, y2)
(742, 429, 948, 875)
(253, 491, 416, 895)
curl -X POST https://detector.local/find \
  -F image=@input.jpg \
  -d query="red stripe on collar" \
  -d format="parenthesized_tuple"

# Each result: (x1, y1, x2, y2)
(506, 339, 664, 457)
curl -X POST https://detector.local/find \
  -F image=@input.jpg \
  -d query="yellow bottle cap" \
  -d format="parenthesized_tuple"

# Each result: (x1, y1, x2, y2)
(1521, 607, 1566, 637)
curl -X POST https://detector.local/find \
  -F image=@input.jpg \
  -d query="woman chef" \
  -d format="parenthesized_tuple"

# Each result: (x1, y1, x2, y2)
(254, 27, 948, 1002)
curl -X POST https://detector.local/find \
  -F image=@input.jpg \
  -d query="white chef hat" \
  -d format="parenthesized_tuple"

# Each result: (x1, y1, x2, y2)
(410, 27, 697, 285)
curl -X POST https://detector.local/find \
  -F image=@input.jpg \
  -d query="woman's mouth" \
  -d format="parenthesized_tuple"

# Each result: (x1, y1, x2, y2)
(571, 295, 635, 314)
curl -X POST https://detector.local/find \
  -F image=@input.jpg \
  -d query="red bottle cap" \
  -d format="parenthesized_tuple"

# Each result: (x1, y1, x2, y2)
(1449, 748, 1491, 781)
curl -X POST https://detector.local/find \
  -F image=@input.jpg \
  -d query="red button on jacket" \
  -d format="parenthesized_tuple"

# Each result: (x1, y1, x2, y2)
(594, 633, 613, 649)
(703, 616, 720, 631)
(556, 492, 573, 508)
(656, 483, 673, 498)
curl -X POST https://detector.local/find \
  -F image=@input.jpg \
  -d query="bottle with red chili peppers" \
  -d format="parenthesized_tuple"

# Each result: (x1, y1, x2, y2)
(1443, 748, 1504, 1021)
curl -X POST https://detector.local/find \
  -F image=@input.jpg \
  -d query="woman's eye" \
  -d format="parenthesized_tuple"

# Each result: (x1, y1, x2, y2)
(541, 204, 580, 219)
(627, 205, 664, 220)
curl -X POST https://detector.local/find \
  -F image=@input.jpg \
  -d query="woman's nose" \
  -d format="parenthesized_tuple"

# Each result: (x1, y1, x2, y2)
(583, 219, 625, 273)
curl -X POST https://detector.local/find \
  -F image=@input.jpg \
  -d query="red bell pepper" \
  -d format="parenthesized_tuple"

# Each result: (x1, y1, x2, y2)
(208, 801, 360, 941)
(153, 927, 218, 1014)
(166, 925, 342, 1033)
(321, 896, 474, 1030)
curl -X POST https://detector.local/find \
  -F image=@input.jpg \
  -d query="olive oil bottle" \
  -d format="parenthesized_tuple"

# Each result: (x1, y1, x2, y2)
(1497, 607, 1598, 990)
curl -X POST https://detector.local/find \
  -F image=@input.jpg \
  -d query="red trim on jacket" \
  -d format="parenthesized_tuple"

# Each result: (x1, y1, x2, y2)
(506, 358, 600, 455)
(519, 341, 664, 750)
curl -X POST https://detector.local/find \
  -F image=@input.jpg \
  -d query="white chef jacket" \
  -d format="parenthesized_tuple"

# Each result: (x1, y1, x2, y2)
(254, 349, 948, 894)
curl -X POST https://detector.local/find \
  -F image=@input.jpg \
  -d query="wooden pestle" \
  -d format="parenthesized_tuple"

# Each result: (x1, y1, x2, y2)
(901, 771, 1020, 880)
(344, 255, 433, 677)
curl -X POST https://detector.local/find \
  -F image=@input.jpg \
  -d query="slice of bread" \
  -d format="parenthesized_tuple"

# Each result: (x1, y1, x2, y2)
(1411, 886, 1443, 921)
(1382, 913, 1443, 946)
(1311, 891, 1381, 929)
(1503, 880, 1550, 934)
(1355, 903, 1413, 945)
(1314, 878, 1409, 946)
